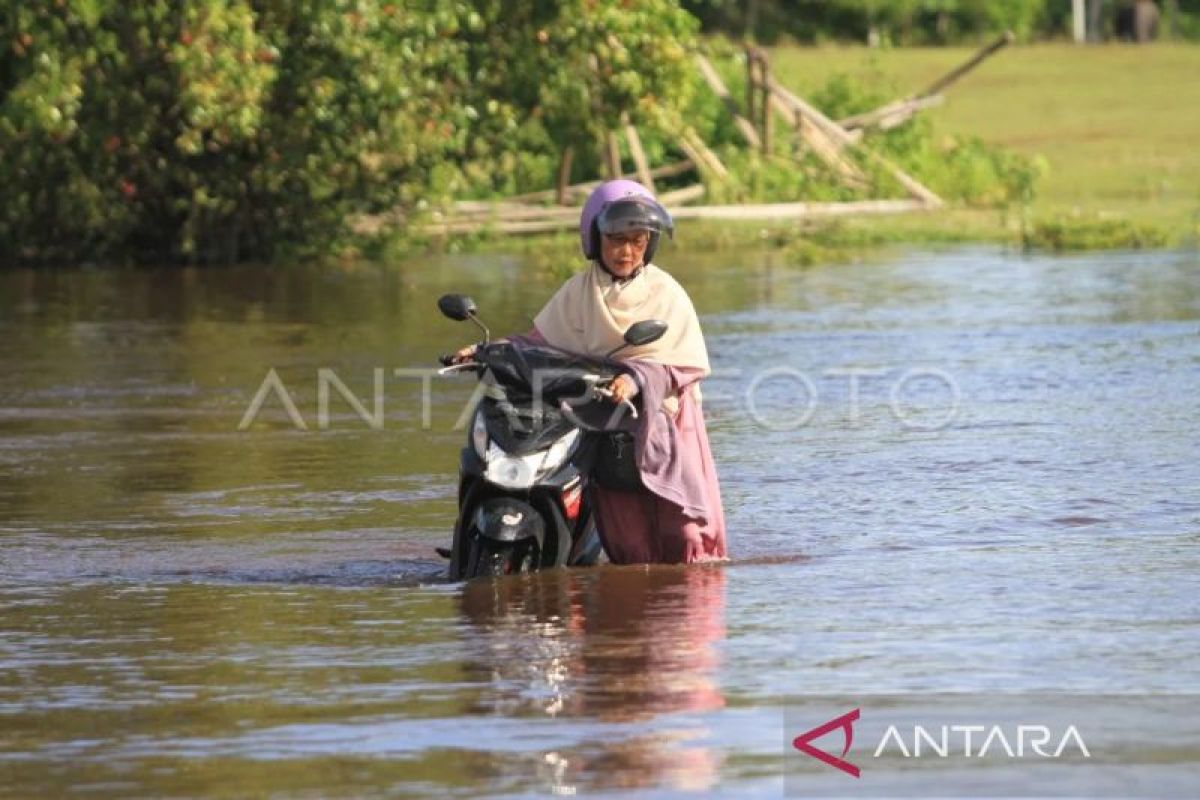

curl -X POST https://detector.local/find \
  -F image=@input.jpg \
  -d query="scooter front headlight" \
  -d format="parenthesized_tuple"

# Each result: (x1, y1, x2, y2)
(472, 410, 489, 460)
(538, 428, 580, 478)
(481, 429, 581, 490)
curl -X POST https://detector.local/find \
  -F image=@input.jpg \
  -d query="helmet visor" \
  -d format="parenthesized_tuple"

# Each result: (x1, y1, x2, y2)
(595, 197, 674, 240)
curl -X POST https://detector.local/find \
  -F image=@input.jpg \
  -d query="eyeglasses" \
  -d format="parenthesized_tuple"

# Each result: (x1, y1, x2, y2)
(603, 232, 651, 249)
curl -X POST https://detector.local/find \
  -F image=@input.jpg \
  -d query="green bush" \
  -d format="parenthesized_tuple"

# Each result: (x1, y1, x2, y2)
(1024, 215, 1170, 251)
(1, 1, 704, 265)
(1, 1, 473, 265)
(404, 0, 702, 201)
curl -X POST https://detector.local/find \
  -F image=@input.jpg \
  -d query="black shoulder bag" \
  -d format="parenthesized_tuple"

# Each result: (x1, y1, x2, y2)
(586, 430, 643, 492)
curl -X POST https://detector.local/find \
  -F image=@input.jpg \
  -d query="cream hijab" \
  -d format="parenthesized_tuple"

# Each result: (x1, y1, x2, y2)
(534, 262, 710, 374)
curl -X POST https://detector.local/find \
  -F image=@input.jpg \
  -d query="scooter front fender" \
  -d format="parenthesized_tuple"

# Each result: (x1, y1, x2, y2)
(473, 498, 545, 546)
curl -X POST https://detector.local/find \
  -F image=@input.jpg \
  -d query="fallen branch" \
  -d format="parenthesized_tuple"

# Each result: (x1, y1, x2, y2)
(919, 30, 1014, 98)
(679, 129, 729, 179)
(695, 53, 761, 148)
(656, 183, 706, 206)
(841, 31, 1013, 135)
(839, 94, 944, 133)
(671, 198, 933, 221)
(767, 79, 942, 208)
(766, 78, 855, 147)
(623, 118, 655, 191)
(603, 131, 622, 179)
(768, 91, 867, 186)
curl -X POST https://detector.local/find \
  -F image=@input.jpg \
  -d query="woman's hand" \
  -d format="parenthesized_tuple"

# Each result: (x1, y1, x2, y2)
(449, 343, 478, 364)
(608, 373, 638, 404)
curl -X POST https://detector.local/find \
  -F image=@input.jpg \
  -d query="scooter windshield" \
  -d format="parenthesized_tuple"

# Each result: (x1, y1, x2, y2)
(477, 342, 617, 403)
(475, 342, 621, 456)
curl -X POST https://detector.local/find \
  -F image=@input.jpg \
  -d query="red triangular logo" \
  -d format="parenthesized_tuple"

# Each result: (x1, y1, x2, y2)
(792, 708, 861, 778)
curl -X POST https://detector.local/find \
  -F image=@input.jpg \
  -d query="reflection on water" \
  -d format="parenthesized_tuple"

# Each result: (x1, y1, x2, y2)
(460, 566, 726, 792)
(1, 246, 1198, 796)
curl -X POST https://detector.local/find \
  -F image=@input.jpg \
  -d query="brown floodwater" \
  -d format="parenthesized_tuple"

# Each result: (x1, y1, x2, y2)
(1, 246, 1198, 797)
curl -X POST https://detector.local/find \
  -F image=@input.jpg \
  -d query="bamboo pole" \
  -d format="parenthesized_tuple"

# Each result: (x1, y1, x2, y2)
(422, 197, 932, 235)
(792, 107, 805, 159)
(623, 119, 655, 191)
(766, 79, 941, 207)
(744, 48, 757, 135)
(671, 198, 931, 220)
(503, 159, 697, 204)
(838, 31, 1011, 135)
(918, 31, 1014, 98)
(871, 156, 941, 207)
(695, 53, 760, 148)
(769, 91, 866, 185)
(759, 53, 773, 155)
(446, 184, 706, 225)
(838, 94, 945, 133)
(766, 78, 854, 147)
(745, 46, 774, 153)
(677, 138, 708, 177)
(679, 129, 729, 179)
(656, 183, 706, 206)
(604, 131, 623, 179)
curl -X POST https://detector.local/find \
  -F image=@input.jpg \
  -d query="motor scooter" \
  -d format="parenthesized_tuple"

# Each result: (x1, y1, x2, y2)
(435, 293, 666, 579)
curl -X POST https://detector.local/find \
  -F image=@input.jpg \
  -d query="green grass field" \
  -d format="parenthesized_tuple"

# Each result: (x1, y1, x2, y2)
(768, 42, 1200, 237)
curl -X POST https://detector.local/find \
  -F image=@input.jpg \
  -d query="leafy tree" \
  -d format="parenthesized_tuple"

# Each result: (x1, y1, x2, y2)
(438, 0, 700, 198)
(1, 1, 466, 264)
(1, 0, 702, 265)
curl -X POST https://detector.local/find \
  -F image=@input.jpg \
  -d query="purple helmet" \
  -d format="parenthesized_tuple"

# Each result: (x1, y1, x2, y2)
(579, 180, 674, 265)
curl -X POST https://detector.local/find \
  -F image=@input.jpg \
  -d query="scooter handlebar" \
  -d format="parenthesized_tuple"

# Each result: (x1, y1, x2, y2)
(594, 385, 639, 419)
(437, 343, 483, 373)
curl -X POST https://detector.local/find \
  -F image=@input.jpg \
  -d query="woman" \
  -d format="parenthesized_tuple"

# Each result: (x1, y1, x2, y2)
(455, 180, 727, 564)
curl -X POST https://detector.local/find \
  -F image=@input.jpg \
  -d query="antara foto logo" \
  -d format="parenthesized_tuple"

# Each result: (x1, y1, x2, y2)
(792, 708, 862, 778)
(793, 706, 1092, 778)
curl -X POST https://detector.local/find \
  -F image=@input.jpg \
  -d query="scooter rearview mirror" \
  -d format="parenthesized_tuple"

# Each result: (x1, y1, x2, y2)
(623, 319, 668, 347)
(606, 319, 668, 359)
(438, 294, 477, 322)
(437, 293, 490, 344)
